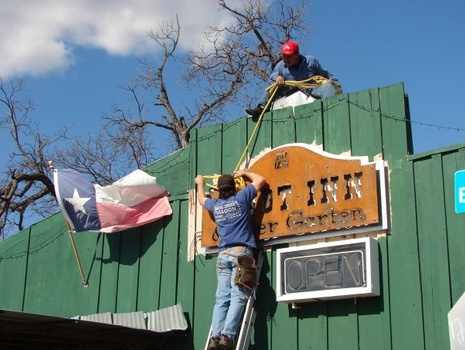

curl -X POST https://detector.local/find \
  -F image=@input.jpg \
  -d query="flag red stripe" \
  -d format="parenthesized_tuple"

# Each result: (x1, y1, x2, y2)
(96, 195, 172, 233)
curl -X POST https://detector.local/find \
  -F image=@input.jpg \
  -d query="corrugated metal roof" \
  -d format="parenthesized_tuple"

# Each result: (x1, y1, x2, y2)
(146, 303, 188, 333)
(0, 306, 188, 349)
(75, 303, 188, 333)
(112, 311, 146, 329)
(80, 311, 112, 324)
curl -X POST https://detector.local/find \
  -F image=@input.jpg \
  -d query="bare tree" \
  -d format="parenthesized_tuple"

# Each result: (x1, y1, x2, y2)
(0, 79, 65, 238)
(0, 79, 154, 238)
(0, 0, 309, 238)
(108, 0, 308, 150)
(53, 121, 155, 186)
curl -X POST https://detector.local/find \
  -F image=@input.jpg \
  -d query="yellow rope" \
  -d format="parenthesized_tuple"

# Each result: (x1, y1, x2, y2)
(203, 174, 247, 191)
(232, 84, 278, 173)
(264, 75, 327, 96)
(233, 76, 326, 172)
(203, 76, 329, 191)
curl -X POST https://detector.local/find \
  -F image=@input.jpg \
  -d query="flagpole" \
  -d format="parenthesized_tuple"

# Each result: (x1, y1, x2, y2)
(49, 161, 88, 287)
(65, 221, 88, 287)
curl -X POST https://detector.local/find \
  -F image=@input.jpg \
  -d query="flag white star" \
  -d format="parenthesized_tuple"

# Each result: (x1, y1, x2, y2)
(65, 188, 91, 215)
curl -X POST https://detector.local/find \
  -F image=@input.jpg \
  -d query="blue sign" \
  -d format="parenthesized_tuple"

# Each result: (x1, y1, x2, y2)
(454, 170, 465, 214)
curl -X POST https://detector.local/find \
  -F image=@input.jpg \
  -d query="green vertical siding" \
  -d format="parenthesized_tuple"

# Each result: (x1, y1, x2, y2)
(296, 301, 329, 350)
(441, 149, 465, 302)
(191, 123, 223, 350)
(137, 220, 166, 311)
(414, 154, 450, 349)
(410, 147, 465, 349)
(348, 86, 392, 349)
(380, 84, 424, 350)
(252, 249, 276, 349)
(246, 111, 272, 161)
(99, 232, 121, 312)
(357, 236, 392, 350)
(222, 119, 248, 170)
(116, 229, 141, 312)
(1, 83, 464, 350)
(323, 94, 351, 154)
(0, 226, 30, 310)
(269, 107, 297, 147)
(348, 87, 383, 158)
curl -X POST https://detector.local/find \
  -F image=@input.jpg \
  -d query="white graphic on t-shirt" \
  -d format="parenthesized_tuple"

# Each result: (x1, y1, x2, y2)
(214, 201, 241, 222)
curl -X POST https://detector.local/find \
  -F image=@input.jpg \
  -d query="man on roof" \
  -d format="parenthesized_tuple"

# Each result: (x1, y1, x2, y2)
(245, 40, 342, 119)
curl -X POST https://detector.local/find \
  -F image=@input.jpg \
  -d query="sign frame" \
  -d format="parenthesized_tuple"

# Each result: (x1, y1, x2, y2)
(201, 143, 389, 249)
(276, 237, 380, 303)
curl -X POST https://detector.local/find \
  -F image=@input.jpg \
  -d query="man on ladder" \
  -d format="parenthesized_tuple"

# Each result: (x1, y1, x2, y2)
(195, 170, 266, 350)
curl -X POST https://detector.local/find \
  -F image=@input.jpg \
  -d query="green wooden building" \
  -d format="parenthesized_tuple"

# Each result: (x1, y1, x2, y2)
(1, 82, 464, 349)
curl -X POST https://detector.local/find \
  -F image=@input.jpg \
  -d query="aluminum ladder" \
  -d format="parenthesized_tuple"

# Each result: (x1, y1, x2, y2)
(204, 249, 265, 350)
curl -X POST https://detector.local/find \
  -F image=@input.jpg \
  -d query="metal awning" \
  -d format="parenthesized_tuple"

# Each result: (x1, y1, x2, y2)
(0, 304, 188, 349)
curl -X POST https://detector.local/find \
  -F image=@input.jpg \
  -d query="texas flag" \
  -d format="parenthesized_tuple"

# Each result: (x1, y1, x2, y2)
(53, 169, 172, 233)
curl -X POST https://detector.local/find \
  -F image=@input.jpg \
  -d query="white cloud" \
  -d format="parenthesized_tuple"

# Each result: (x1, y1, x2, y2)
(0, 0, 238, 78)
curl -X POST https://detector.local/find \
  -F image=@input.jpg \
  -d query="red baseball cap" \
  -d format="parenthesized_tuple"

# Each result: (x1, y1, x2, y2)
(281, 41, 299, 55)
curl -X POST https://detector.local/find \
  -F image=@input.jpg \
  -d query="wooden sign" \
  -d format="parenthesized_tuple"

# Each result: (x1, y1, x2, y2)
(201, 144, 383, 248)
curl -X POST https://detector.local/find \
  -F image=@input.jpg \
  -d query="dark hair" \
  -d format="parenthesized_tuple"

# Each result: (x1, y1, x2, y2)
(219, 187, 236, 199)
(217, 174, 236, 199)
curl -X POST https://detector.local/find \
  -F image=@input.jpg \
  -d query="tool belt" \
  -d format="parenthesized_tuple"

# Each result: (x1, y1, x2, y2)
(221, 248, 258, 290)
(234, 255, 258, 291)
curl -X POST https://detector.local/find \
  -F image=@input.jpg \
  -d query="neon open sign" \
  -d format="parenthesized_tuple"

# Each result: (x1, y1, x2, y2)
(284, 250, 365, 294)
(276, 237, 380, 303)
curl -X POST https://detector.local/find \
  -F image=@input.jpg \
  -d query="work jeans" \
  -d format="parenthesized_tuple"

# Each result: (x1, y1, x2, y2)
(211, 246, 254, 340)
(310, 81, 337, 99)
(259, 81, 337, 106)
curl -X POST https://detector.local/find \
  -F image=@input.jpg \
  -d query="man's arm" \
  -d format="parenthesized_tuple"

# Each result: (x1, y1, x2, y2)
(194, 175, 207, 207)
(305, 56, 342, 94)
(233, 170, 266, 191)
(270, 61, 284, 84)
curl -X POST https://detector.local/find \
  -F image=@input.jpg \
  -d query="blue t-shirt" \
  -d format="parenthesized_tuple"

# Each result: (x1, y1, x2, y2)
(205, 185, 257, 249)
(270, 54, 337, 83)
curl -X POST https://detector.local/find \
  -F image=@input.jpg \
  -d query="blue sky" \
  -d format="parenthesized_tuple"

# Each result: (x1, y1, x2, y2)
(1, 0, 464, 161)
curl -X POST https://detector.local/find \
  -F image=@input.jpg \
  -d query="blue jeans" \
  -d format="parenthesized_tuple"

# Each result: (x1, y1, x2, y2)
(310, 81, 337, 99)
(211, 246, 254, 340)
(259, 81, 337, 106)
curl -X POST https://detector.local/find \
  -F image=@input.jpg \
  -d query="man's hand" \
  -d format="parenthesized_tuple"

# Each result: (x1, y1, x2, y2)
(233, 170, 246, 178)
(195, 175, 207, 206)
(195, 175, 205, 187)
(332, 81, 343, 94)
(275, 75, 285, 86)
(233, 170, 266, 191)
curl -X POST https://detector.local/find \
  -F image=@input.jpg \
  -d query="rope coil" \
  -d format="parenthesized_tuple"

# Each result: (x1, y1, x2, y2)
(203, 77, 330, 190)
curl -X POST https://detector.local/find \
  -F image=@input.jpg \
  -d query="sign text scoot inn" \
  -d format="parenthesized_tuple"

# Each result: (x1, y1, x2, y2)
(202, 143, 387, 248)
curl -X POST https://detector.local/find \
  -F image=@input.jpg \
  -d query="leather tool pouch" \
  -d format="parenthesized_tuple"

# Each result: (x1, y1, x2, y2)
(234, 255, 258, 290)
